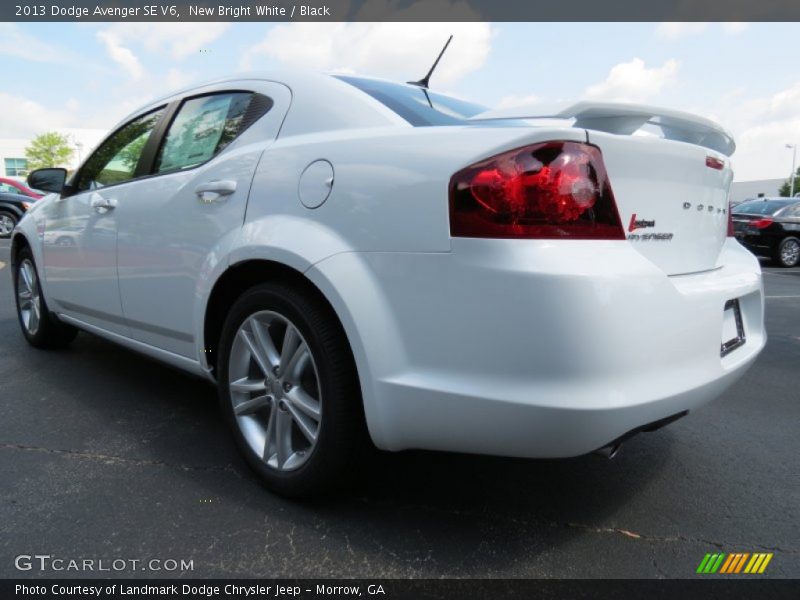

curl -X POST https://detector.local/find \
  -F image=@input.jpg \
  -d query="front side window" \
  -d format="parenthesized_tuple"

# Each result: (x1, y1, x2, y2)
(155, 92, 254, 173)
(0, 182, 22, 194)
(5, 158, 28, 177)
(76, 108, 165, 191)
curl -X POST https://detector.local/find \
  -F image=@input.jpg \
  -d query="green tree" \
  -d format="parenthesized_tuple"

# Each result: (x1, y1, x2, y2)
(25, 132, 74, 170)
(779, 166, 800, 197)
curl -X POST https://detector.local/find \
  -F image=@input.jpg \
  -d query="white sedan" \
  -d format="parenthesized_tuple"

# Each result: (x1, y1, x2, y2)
(11, 71, 765, 496)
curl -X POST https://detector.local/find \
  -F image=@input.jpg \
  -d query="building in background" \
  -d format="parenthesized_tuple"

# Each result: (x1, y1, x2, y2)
(0, 139, 32, 180)
(729, 178, 785, 204)
(0, 128, 106, 181)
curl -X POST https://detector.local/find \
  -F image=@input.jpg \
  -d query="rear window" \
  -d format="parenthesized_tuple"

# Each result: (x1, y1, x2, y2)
(335, 75, 487, 126)
(733, 200, 795, 215)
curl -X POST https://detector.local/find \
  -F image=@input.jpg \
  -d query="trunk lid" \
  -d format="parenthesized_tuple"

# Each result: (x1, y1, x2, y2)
(590, 130, 733, 275)
(469, 101, 736, 275)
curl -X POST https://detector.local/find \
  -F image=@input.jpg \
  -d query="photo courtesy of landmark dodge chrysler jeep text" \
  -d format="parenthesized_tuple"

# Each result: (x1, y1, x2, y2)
(11, 70, 765, 496)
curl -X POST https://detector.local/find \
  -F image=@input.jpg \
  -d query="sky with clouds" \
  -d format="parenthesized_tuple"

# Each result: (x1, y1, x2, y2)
(2, 21, 799, 181)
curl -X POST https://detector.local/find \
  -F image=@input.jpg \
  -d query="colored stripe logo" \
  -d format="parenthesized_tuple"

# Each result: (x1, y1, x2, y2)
(696, 552, 773, 574)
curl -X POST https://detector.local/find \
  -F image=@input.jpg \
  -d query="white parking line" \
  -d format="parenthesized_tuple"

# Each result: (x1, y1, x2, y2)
(0, 260, 5, 270)
(765, 295, 800, 299)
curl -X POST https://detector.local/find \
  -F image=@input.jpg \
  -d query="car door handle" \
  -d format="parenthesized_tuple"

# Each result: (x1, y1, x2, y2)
(90, 197, 117, 210)
(195, 180, 237, 203)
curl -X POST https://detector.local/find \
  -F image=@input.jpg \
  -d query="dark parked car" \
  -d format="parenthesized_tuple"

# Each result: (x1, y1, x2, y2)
(732, 198, 800, 267)
(0, 192, 35, 239)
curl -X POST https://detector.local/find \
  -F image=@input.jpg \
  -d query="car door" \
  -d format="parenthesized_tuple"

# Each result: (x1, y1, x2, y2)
(41, 107, 166, 335)
(115, 83, 289, 358)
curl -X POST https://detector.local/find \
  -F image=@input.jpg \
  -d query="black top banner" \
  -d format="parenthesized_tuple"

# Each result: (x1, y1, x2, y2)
(5, 0, 800, 22)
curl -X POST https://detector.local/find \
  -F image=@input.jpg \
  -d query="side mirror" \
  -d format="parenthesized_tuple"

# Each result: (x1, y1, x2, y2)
(27, 168, 67, 194)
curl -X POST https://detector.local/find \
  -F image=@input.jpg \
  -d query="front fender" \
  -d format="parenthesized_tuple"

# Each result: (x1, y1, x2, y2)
(9, 209, 46, 296)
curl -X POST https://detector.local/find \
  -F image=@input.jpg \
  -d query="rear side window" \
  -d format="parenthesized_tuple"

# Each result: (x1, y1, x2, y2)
(156, 92, 263, 173)
(779, 203, 800, 217)
(733, 200, 795, 216)
(335, 75, 488, 126)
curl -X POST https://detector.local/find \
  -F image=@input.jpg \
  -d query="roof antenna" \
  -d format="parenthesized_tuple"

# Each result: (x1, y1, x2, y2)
(408, 35, 453, 89)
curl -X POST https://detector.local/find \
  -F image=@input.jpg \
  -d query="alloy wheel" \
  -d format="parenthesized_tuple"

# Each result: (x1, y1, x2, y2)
(228, 311, 322, 471)
(0, 214, 15, 236)
(781, 239, 800, 267)
(17, 259, 42, 335)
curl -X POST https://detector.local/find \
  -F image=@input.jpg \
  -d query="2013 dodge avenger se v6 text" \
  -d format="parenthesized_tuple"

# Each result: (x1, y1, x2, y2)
(10, 70, 765, 496)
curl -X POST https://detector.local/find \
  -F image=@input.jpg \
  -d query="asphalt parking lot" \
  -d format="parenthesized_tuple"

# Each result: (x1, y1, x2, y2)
(0, 237, 798, 579)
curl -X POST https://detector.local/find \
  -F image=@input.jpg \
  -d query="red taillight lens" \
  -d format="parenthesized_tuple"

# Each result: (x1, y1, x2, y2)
(751, 218, 774, 229)
(449, 141, 624, 239)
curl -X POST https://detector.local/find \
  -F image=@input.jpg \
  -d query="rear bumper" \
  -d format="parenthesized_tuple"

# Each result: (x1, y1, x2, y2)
(309, 238, 765, 457)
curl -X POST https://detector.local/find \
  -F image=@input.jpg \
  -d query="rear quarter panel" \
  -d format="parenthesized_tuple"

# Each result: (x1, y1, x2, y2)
(238, 125, 589, 256)
(220, 124, 589, 441)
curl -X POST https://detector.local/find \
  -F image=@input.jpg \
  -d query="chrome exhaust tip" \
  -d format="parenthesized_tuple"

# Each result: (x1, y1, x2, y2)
(593, 441, 622, 459)
(590, 411, 687, 460)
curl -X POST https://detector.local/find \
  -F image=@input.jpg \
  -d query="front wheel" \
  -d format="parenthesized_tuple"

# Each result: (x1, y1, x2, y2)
(217, 283, 366, 497)
(13, 247, 78, 348)
(776, 236, 800, 268)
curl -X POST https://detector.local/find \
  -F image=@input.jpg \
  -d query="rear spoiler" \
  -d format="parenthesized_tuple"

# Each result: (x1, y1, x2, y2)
(469, 101, 735, 157)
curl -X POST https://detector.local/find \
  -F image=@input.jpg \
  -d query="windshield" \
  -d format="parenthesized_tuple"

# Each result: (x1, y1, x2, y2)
(335, 75, 488, 126)
(733, 200, 795, 216)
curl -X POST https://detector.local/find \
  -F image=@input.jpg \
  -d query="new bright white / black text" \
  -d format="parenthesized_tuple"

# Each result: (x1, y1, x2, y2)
(190, 5, 332, 17)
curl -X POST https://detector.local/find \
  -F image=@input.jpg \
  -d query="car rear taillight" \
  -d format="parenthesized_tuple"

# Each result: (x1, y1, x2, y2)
(751, 218, 774, 229)
(449, 141, 624, 239)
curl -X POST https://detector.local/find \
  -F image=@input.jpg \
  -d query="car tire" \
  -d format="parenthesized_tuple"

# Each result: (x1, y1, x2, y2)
(0, 210, 17, 239)
(13, 247, 78, 348)
(217, 282, 366, 497)
(775, 236, 800, 268)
